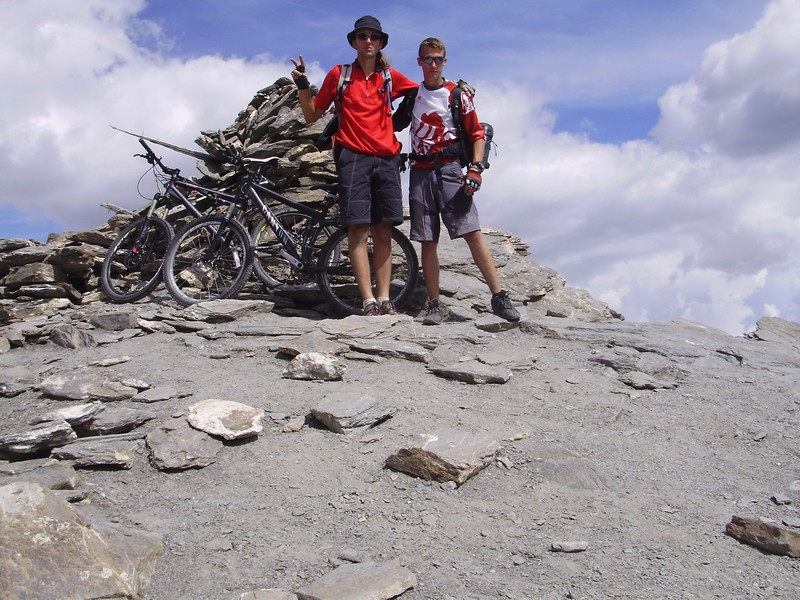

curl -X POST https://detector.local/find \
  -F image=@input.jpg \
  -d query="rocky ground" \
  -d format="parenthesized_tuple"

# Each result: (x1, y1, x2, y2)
(2, 239, 800, 599)
(4, 75, 798, 599)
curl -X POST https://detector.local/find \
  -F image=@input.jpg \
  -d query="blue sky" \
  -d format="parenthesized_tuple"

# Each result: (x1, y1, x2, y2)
(2, 0, 799, 336)
(131, 0, 766, 143)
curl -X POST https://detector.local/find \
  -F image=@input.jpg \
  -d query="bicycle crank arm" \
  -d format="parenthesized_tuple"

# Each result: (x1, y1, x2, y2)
(278, 249, 305, 271)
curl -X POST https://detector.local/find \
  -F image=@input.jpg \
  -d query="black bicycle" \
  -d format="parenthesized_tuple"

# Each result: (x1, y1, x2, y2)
(161, 155, 419, 315)
(100, 138, 236, 302)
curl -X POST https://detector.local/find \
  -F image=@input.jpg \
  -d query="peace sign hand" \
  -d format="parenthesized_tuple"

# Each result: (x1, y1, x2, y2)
(291, 55, 306, 76)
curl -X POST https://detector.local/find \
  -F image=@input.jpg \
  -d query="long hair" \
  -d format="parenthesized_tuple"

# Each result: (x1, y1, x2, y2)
(376, 50, 390, 70)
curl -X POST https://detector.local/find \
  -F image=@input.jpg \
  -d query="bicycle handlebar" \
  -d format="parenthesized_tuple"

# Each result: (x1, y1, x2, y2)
(136, 138, 180, 176)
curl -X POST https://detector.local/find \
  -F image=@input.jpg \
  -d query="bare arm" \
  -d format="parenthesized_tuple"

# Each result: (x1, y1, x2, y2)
(471, 137, 484, 166)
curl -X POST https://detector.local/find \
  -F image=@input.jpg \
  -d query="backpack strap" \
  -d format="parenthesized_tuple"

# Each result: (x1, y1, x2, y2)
(405, 80, 476, 187)
(334, 64, 393, 115)
(382, 68, 393, 115)
(450, 82, 474, 167)
(334, 63, 353, 115)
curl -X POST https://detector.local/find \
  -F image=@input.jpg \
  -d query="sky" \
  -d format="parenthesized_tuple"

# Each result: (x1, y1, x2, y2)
(2, 0, 799, 336)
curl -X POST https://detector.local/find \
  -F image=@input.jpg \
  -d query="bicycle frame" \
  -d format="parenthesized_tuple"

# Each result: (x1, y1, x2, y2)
(241, 162, 339, 272)
(158, 168, 241, 221)
(136, 138, 243, 224)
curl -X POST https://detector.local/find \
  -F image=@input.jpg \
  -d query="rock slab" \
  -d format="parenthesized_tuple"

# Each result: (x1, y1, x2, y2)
(385, 430, 501, 485)
(0, 481, 163, 599)
(726, 515, 800, 558)
(294, 559, 416, 600)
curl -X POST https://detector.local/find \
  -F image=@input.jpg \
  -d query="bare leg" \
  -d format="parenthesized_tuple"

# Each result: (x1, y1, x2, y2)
(462, 229, 502, 295)
(420, 240, 440, 300)
(348, 223, 374, 302)
(370, 221, 394, 299)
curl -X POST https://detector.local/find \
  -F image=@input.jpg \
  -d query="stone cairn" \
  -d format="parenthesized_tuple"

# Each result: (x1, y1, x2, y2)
(0, 77, 620, 327)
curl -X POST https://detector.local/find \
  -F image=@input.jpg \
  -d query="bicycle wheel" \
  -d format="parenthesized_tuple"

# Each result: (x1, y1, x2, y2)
(162, 215, 253, 306)
(100, 216, 173, 303)
(316, 226, 419, 316)
(250, 210, 335, 288)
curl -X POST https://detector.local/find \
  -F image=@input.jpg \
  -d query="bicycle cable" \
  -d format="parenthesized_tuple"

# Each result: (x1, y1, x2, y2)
(135, 163, 159, 201)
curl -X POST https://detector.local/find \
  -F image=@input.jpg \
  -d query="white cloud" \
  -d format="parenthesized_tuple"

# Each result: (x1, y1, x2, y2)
(474, 0, 800, 335)
(653, 0, 800, 156)
(0, 0, 288, 231)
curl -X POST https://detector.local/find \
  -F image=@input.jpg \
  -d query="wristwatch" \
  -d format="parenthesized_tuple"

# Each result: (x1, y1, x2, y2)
(468, 162, 485, 173)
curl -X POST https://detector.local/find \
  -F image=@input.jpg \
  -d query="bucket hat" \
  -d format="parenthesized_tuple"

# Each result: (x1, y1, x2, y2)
(347, 15, 389, 48)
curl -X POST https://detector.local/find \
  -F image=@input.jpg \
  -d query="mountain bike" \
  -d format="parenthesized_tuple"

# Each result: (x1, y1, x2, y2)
(161, 155, 419, 315)
(100, 139, 239, 302)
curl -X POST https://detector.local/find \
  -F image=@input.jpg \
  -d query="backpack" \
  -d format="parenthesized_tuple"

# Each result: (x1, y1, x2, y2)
(316, 63, 393, 151)
(393, 79, 494, 170)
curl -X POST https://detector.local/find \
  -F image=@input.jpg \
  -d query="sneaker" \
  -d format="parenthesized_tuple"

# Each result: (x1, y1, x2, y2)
(363, 301, 381, 316)
(379, 299, 398, 315)
(491, 290, 520, 322)
(422, 298, 446, 325)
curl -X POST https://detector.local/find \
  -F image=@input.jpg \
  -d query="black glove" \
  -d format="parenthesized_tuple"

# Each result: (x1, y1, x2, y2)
(293, 73, 310, 90)
(291, 58, 309, 89)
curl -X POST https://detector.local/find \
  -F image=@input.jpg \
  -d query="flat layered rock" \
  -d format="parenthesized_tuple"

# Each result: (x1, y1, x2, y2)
(428, 360, 512, 384)
(276, 330, 350, 357)
(187, 399, 264, 440)
(726, 515, 800, 558)
(0, 419, 77, 459)
(51, 435, 143, 469)
(146, 419, 223, 471)
(311, 392, 396, 434)
(385, 429, 501, 486)
(181, 299, 274, 323)
(37, 371, 139, 402)
(294, 558, 416, 600)
(342, 337, 431, 363)
(0, 481, 162, 599)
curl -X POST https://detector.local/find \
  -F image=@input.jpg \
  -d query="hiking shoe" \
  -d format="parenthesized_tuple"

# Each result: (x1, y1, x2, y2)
(422, 298, 446, 325)
(491, 290, 520, 322)
(379, 299, 398, 315)
(363, 301, 381, 316)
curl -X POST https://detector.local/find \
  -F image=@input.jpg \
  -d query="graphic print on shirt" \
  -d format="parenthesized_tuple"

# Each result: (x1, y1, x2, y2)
(410, 83, 459, 159)
(413, 111, 450, 156)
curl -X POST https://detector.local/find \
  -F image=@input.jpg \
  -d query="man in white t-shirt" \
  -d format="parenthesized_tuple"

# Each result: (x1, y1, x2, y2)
(406, 37, 520, 324)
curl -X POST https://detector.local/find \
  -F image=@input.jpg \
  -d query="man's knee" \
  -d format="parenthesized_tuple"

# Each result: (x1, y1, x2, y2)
(462, 229, 482, 245)
(370, 222, 393, 242)
(348, 223, 371, 245)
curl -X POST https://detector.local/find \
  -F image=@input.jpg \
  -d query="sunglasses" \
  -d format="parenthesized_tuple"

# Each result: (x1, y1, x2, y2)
(419, 56, 446, 65)
(356, 32, 382, 42)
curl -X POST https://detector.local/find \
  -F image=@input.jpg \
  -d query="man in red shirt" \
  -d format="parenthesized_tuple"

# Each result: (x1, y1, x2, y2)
(291, 16, 417, 316)
(406, 37, 520, 325)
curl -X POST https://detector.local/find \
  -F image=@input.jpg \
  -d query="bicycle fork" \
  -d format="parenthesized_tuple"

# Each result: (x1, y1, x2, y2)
(125, 195, 162, 270)
(205, 203, 246, 267)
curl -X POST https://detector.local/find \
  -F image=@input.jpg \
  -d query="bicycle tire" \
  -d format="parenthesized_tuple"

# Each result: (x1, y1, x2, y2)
(250, 210, 336, 288)
(162, 215, 254, 306)
(100, 215, 173, 303)
(316, 226, 419, 316)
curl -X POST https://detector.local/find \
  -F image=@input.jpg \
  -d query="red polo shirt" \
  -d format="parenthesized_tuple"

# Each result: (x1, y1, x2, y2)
(314, 62, 417, 156)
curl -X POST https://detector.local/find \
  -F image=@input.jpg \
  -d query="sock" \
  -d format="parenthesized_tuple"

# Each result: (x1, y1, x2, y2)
(362, 298, 377, 309)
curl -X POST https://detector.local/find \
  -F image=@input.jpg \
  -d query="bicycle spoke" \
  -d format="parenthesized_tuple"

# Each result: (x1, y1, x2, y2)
(317, 227, 419, 315)
(163, 216, 253, 306)
(100, 216, 172, 303)
(251, 211, 334, 288)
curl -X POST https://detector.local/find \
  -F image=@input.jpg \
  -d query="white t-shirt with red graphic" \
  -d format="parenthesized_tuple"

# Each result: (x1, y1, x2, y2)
(409, 79, 484, 171)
